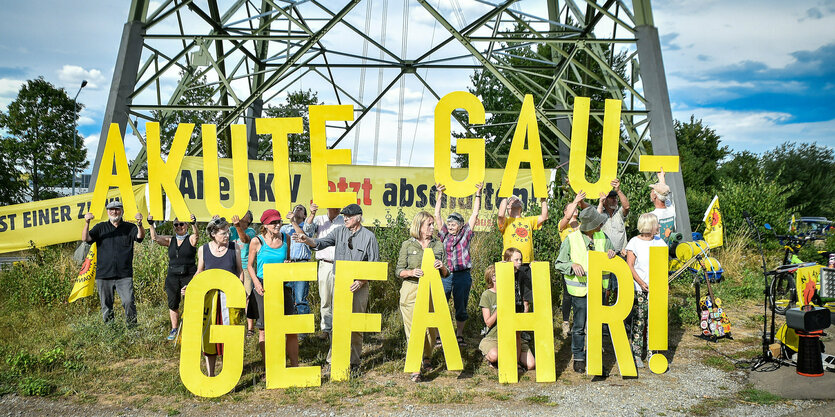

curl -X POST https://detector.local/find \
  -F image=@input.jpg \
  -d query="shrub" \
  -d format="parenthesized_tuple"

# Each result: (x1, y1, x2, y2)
(18, 377, 54, 396)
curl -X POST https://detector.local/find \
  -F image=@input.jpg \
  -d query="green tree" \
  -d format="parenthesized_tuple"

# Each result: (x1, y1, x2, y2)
(674, 116, 729, 192)
(0, 78, 89, 203)
(455, 24, 630, 170)
(262, 89, 322, 161)
(718, 150, 761, 184)
(760, 141, 835, 218)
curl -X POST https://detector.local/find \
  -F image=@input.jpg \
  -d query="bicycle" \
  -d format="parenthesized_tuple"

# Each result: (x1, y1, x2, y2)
(765, 225, 822, 314)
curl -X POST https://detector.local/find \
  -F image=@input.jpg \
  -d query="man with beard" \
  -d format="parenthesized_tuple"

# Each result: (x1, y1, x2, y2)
(82, 201, 145, 324)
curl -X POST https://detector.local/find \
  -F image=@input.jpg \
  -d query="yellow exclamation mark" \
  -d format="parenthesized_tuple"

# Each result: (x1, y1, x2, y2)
(647, 246, 669, 373)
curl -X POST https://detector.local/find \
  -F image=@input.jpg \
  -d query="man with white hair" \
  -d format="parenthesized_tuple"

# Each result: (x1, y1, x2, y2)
(81, 200, 145, 324)
(648, 170, 676, 245)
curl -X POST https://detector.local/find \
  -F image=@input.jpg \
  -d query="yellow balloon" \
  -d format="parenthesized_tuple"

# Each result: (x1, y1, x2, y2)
(587, 251, 636, 377)
(179, 269, 245, 397)
(263, 262, 320, 388)
(89, 123, 139, 219)
(147, 122, 192, 220)
(403, 249, 463, 373)
(433, 91, 485, 197)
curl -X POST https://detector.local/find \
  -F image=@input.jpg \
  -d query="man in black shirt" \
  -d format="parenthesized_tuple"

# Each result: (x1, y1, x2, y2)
(82, 200, 145, 324)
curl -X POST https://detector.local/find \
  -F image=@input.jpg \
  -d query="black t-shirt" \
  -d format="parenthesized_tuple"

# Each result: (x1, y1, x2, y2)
(515, 264, 533, 312)
(88, 221, 142, 279)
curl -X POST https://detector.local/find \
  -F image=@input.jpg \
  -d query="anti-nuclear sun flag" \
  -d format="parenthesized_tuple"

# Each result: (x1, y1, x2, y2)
(703, 195, 723, 248)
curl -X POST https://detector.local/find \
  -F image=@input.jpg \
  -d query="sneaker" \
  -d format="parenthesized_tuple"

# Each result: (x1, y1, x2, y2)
(434, 336, 442, 348)
(167, 328, 178, 341)
(322, 363, 331, 378)
(573, 360, 585, 373)
(246, 328, 255, 337)
(561, 321, 570, 339)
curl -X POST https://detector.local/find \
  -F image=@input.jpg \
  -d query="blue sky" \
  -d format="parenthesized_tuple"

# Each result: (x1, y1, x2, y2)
(0, 0, 833, 170)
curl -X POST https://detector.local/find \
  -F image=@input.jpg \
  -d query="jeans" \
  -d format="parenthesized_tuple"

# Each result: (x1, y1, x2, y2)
(288, 280, 310, 315)
(569, 293, 587, 361)
(95, 277, 137, 324)
(442, 269, 472, 322)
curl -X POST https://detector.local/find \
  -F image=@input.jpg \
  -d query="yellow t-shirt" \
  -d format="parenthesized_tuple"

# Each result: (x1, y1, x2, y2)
(559, 226, 575, 242)
(501, 216, 542, 263)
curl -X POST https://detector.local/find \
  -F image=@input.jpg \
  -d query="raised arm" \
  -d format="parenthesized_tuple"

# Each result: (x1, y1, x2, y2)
(612, 179, 629, 216)
(497, 197, 509, 231)
(597, 192, 606, 213)
(468, 182, 483, 230)
(559, 191, 585, 232)
(134, 213, 145, 241)
(231, 215, 250, 244)
(82, 212, 94, 243)
(537, 197, 548, 227)
(433, 184, 445, 228)
(306, 203, 318, 225)
(146, 215, 171, 247)
(189, 214, 199, 247)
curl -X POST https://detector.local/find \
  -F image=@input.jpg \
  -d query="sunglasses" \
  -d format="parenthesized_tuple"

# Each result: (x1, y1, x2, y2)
(173, 222, 186, 227)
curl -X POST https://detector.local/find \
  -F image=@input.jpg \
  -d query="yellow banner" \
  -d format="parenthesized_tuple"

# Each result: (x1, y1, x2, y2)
(0, 186, 148, 254)
(175, 156, 550, 230)
(0, 160, 548, 253)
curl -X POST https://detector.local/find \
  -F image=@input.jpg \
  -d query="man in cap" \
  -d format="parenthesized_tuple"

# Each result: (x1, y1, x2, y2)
(648, 170, 675, 245)
(554, 206, 616, 373)
(293, 203, 379, 376)
(81, 200, 145, 324)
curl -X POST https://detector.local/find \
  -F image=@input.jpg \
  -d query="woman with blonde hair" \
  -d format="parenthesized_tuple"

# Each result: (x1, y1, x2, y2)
(624, 212, 667, 368)
(395, 211, 449, 382)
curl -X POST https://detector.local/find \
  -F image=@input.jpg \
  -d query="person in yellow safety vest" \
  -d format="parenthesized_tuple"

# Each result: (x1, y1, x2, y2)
(554, 206, 616, 373)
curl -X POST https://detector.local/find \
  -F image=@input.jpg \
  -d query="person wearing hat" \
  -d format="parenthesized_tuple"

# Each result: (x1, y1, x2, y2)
(648, 169, 676, 245)
(556, 189, 587, 339)
(433, 182, 482, 345)
(497, 194, 548, 264)
(597, 178, 630, 304)
(554, 206, 616, 373)
(294, 203, 380, 376)
(82, 200, 145, 324)
(247, 209, 295, 364)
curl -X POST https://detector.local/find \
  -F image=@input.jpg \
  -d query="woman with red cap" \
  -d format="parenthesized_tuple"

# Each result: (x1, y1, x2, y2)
(247, 209, 297, 366)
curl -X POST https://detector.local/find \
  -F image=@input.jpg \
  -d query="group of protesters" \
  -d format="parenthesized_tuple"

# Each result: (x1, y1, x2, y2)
(80, 169, 677, 380)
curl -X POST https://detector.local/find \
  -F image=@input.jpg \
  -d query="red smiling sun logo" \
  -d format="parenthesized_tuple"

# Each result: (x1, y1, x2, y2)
(515, 227, 528, 238)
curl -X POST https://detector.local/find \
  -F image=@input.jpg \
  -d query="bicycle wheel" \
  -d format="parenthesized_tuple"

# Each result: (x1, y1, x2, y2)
(769, 272, 796, 315)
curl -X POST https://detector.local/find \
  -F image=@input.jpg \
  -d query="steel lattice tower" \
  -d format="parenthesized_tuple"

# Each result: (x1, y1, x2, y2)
(92, 0, 691, 236)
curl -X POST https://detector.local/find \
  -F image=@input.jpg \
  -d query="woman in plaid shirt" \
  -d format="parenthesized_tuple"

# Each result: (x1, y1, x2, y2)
(434, 182, 482, 346)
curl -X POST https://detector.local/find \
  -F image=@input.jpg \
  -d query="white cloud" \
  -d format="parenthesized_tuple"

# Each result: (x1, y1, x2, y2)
(0, 78, 25, 109)
(672, 106, 835, 153)
(57, 65, 106, 89)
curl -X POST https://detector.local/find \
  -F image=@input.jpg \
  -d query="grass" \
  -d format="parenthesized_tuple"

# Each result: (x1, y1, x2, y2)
(737, 386, 783, 405)
(702, 356, 735, 372)
(524, 394, 557, 406)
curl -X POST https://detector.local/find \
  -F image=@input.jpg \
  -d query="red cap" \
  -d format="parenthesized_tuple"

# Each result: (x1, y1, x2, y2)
(260, 209, 282, 224)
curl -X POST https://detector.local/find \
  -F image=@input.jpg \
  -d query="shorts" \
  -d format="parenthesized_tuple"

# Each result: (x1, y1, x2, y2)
(252, 280, 294, 330)
(164, 273, 193, 311)
(478, 337, 530, 358)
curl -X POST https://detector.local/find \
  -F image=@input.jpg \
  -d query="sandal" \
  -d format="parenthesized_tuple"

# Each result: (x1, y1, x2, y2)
(421, 358, 432, 372)
(410, 372, 422, 383)
(457, 335, 467, 347)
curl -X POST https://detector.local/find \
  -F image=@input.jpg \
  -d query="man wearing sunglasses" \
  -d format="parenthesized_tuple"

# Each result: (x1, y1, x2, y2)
(293, 203, 379, 376)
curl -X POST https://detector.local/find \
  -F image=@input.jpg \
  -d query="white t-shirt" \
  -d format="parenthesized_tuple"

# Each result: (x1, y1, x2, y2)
(650, 204, 676, 245)
(313, 214, 344, 261)
(625, 235, 668, 292)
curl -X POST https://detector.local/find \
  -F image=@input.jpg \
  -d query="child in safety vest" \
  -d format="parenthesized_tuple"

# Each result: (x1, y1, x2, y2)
(554, 206, 616, 373)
